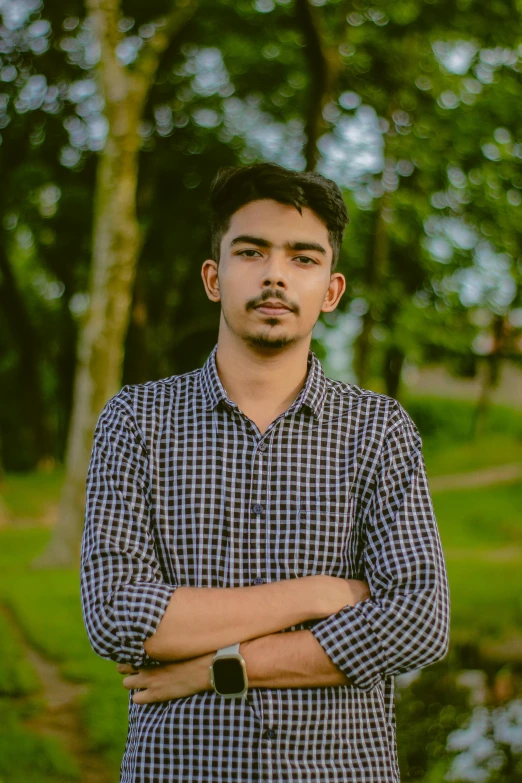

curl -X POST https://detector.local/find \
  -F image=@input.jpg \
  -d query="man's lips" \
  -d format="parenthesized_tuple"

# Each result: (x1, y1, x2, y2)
(254, 303, 292, 313)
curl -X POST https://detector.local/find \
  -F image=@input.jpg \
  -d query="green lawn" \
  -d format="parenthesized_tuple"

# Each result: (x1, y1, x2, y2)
(432, 482, 521, 549)
(424, 433, 522, 477)
(0, 467, 64, 519)
(0, 556, 82, 783)
(0, 528, 127, 781)
(430, 480, 522, 655)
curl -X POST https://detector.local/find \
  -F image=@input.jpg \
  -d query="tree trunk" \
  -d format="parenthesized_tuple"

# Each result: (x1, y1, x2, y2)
(295, 0, 343, 172)
(472, 314, 505, 438)
(31, 0, 200, 569)
(0, 235, 53, 466)
(383, 345, 405, 399)
(353, 192, 391, 388)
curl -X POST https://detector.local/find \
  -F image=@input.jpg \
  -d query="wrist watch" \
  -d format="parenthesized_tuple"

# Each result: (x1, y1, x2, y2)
(210, 643, 248, 698)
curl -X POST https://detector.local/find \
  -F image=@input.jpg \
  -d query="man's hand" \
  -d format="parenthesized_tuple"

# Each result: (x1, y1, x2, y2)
(117, 651, 215, 704)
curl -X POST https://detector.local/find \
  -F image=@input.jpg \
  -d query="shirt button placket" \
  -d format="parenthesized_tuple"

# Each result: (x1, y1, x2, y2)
(260, 724, 277, 783)
(251, 439, 268, 616)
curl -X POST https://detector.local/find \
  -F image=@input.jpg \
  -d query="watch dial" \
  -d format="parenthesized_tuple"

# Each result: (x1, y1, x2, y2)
(214, 658, 245, 694)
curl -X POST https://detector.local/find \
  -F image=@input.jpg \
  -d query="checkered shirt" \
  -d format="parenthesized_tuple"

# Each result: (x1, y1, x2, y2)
(80, 343, 450, 782)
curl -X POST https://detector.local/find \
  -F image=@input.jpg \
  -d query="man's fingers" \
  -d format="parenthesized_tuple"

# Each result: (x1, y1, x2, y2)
(122, 673, 147, 691)
(117, 663, 140, 674)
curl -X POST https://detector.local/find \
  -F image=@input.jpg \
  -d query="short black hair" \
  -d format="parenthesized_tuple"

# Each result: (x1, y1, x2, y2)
(208, 162, 349, 272)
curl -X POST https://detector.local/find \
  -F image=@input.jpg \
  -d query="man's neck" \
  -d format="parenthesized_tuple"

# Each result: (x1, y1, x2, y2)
(214, 334, 311, 416)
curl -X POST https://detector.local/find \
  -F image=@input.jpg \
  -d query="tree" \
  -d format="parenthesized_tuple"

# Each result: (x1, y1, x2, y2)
(31, 0, 199, 568)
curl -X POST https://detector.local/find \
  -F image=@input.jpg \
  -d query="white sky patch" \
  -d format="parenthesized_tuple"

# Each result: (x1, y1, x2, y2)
(0, 0, 42, 30)
(223, 95, 306, 169)
(188, 47, 232, 98)
(313, 311, 362, 383)
(318, 104, 384, 187)
(432, 39, 478, 75)
(446, 242, 516, 313)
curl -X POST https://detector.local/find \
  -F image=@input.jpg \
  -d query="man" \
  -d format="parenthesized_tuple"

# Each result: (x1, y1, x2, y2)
(80, 161, 450, 782)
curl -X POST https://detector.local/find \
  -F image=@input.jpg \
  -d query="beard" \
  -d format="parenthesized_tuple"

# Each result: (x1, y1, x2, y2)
(243, 331, 297, 349)
(222, 305, 299, 351)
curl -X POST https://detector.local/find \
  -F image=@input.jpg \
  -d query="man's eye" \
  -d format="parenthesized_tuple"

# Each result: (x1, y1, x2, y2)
(296, 257, 316, 264)
(237, 249, 260, 257)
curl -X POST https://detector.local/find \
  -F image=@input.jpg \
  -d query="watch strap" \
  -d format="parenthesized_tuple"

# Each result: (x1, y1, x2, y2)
(213, 642, 240, 659)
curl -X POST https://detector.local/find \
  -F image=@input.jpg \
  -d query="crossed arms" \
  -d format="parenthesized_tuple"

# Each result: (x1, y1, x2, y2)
(116, 578, 366, 703)
(80, 395, 450, 704)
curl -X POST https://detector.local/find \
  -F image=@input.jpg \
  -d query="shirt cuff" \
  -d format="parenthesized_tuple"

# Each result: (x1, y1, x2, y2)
(308, 601, 387, 692)
(108, 581, 179, 667)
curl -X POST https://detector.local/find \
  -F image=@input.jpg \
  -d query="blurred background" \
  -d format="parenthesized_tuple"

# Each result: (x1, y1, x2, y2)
(0, 0, 521, 780)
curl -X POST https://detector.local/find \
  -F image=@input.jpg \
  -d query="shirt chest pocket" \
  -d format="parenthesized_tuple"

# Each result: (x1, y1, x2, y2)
(293, 493, 355, 578)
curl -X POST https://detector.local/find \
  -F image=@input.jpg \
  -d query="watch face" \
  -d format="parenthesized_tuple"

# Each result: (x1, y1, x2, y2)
(213, 658, 245, 695)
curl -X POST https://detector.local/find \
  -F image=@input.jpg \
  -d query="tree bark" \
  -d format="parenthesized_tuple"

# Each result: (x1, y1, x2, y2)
(353, 192, 391, 388)
(31, 0, 200, 569)
(472, 314, 506, 438)
(0, 234, 53, 465)
(295, 0, 343, 171)
(383, 344, 405, 399)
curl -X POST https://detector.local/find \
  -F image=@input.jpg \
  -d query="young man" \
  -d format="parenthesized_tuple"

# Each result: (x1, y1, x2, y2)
(80, 162, 450, 782)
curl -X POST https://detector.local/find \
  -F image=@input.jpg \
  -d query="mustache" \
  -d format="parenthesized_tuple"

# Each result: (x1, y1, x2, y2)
(251, 294, 294, 310)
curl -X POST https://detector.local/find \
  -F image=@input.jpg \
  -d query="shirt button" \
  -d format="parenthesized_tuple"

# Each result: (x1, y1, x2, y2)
(253, 577, 265, 585)
(252, 503, 264, 515)
(263, 728, 276, 740)
(258, 442, 267, 452)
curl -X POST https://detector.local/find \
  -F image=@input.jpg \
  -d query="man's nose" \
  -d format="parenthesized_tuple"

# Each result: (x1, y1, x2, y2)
(260, 252, 288, 285)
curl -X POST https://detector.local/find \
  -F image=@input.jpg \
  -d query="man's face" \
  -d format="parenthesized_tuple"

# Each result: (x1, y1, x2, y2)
(203, 198, 346, 351)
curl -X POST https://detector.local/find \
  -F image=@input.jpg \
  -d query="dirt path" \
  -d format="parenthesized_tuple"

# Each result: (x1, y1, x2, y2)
(429, 462, 522, 492)
(0, 601, 115, 783)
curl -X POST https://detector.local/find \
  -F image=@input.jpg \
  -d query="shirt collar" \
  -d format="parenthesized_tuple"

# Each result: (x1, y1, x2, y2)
(200, 343, 327, 422)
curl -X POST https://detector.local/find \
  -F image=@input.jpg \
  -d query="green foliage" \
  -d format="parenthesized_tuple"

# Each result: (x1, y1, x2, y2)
(423, 434, 522, 476)
(1, 0, 521, 469)
(402, 395, 522, 445)
(0, 468, 64, 519)
(79, 682, 129, 768)
(0, 613, 40, 697)
(447, 556, 522, 649)
(433, 482, 522, 549)
(396, 656, 472, 781)
(0, 526, 128, 778)
(0, 699, 81, 782)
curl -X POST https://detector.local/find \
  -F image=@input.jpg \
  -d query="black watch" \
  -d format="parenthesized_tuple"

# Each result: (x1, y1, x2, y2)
(210, 643, 248, 698)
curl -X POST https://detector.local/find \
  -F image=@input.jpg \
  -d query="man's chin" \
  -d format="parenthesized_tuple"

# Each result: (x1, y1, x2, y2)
(242, 331, 297, 350)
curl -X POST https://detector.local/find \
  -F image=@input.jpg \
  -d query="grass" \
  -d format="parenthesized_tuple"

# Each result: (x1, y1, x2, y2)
(0, 534, 82, 783)
(444, 558, 522, 649)
(0, 611, 41, 698)
(424, 433, 522, 477)
(402, 394, 522, 445)
(0, 701, 81, 783)
(0, 527, 128, 780)
(432, 482, 522, 550)
(0, 467, 64, 519)
(430, 480, 522, 655)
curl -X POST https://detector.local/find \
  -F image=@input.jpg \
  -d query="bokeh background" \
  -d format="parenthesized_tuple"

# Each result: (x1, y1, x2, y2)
(0, 0, 521, 781)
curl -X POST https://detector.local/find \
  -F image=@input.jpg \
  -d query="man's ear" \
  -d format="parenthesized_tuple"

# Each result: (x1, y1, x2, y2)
(201, 259, 221, 303)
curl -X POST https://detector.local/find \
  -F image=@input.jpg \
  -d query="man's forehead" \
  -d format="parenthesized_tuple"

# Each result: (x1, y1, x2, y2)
(224, 201, 331, 249)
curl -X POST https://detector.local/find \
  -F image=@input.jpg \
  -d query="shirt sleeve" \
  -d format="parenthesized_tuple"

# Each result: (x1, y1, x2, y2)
(80, 394, 178, 667)
(308, 402, 450, 692)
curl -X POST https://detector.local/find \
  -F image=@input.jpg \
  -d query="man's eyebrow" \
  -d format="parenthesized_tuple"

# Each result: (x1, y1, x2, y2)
(230, 234, 327, 256)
